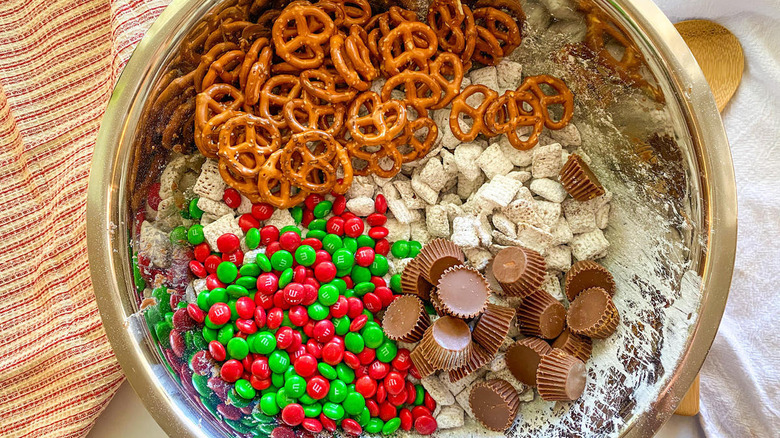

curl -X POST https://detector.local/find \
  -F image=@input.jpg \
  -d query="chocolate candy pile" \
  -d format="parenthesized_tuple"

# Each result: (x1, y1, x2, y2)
(140, 192, 446, 436)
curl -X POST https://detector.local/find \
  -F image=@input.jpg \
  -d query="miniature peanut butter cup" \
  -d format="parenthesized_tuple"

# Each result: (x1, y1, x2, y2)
(400, 257, 434, 301)
(559, 153, 606, 201)
(417, 239, 466, 284)
(416, 316, 473, 370)
(565, 260, 616, 301)
(436, 265, 491, 319)
(429, 288, 448, 316)
(491, 246, 546, 298)
(472, 303, 516, 355)
(382, 295, 430, 343)
(517, 290, 566, 339)
(469, 379, 520, 432)
(448, 343, 494, 382)
(536, 348, 587, 401)
(552, 328, 593, 363)
(567, 287, 619, 339)
(505, 337, 553, 386)
(410, 346, 437, 378)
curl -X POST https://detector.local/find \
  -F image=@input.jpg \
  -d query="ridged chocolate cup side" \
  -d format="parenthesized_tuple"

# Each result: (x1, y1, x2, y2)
(417, 238, 466, 284)
(536, 348, 587, 401)
(437, 265, 491, 319)
(382, 295, 431, 343)
(491, 246, 546, 298)
(552, 328, 593, 363)
(410, 345, 437, 378)
(559, 153, 606, 201)
(448, 343, 494, 382)
(505, 337, 552, 386)
(517, 290, 566, 339)
(401, 257, 433, 301)
(564, 260, 616, 301)
(567, 287, 620, 339)
(417, 316, 473, 370)
(472, 303, 516, 355)
(469, 379, 520, 432)
(429, 288, 448, 316)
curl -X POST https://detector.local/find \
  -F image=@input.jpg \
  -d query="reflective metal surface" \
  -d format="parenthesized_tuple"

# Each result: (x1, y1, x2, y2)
(87, 0, 737, 436)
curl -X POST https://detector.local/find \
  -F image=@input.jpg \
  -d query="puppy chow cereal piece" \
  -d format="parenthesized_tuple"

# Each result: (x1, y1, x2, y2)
(478, 174, 523, 208)
(530, 178, 568, 203)
(563, 198, 598, 234)
(546, 245, 572, 273)
(502, 199, 546, 229)
(390, 257, 414, 275)
(266, 208, 295, 230)
(492, 213, 517, 238)
(489, 353, 507, 373)
(492, 230, 524, 247)
(444, 367, 488, 397)
(388, 199, 414, 224)
(426, 205, 451, 238)
(571, 229, 610, 260)
(411, 170, 440, 205)
(421, 375, 456, 406)
(455, 385, 479, 419)
(440, 148, 458, 175)
(193, 278, 208, 295)
(193, 159, 226, 201)
(394, 180, 426, 210)
(457, 172, 485, 200)
(159, 156, 189, 200)
(516, 224, 554, 255)
(476, 143, 514, 179)
(451, 216, 481, 249)
(532, 143, 563, 178)
(477, 213, 493, 247)
(496, 59, 523, 91)
(453, 142, 484, 181)
(410, 221, 432, 245)
(200, 213, 219, 226)
(596, 204, 610, 229)
(197, 197, 233, 218)
(463, 247, 493, 271)
(469, 66, 499, 90)
(486, 368, 526, 394)
(534, 200, 562, 228)
(372, 174, 393, 187)
(203, 214, 243, 249)
(506, 170, 532, 183)
(541, 273, 566, 301)
(384, 218, 411, 242)
(140, 221, 171, 268)
(495, 135, 533, 167)
(549, 123, 582, 147)
(440, 193, 462, 206)
(418, 157, 445, 192)
(436, 405, 465, 429)
(513, 186, 536, 204)
(550, 217, 574, 245)
(346, 175, 375, 199)
(236, 194, 253, 214)
(346, 197, 375, 217)
(433, 109, 461, 150)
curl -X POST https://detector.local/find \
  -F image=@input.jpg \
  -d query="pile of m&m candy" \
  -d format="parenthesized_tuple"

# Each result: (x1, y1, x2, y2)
(140, 189, 440, 437)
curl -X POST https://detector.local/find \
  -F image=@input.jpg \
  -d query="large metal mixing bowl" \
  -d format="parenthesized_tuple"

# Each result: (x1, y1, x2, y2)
(86, 0, 737, 436)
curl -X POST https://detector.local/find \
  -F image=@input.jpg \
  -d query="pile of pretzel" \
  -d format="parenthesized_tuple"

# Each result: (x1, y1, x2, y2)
(188, 0, 573, 208)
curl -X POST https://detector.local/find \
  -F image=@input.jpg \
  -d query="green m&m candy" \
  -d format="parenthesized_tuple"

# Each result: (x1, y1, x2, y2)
(317, 363, 337, 380)
(187, 224, 205, 245)
(284, 374, 307, 398)
(366, 418, 384, 434)
(227, 337, 249, 360)
(333, 316, 350, 336)
(256, 253, 272, 272)
(318, 283, 340, 306)
(294, 245, 317, 266)
(328, 379, 348, 403)
(306, 229, 327, 240)
(278, 268, 294, 288)
(170, 226, 187, 245)
(342, 237, 358, 253)
(270, 250, 294, 271)
(250, 331, 276, 354)
(356, 235, 374, 249)
(382, 417, 401, 435)
(389, 274, 402, 293)
(234, 379, 256, 399)
(308, 218, 327, 231)
(303, 403, 322, 418)
(188, 198, 203, 219)
(322, 234, 342, 253)
(307, 303, 329, 320)
(351, 266, 372, 284)
(322, 402, 345, 420)
(276, 388, 295, 409)
(271, 372, 285, 389)
(361, 322, 384, 349)
(259, 392, 279, 415)
(217, 324, 234, 345)
(332, 248, 354, 270)
(343, 391, 366, 416)
(330, 278, 347, 293)
(336, 363, 355, 383)
(344, 332, 364, 354)
(369, 254, 389, 276)
(226, 284, 249, 298)
(376, 340, 398, 363)
(290, 206, 303, 224)
(207, 288, 227, 306)
(269, 350, 290, 373)
(391, 240, 410, 258)
(354, 281, 375, 296)
(280, 225, 301, 236)
(245, 228, 260, 250)
(408, 240, 422, 257)
(312, 200, 333, 218)
(216, 261, 238, 283)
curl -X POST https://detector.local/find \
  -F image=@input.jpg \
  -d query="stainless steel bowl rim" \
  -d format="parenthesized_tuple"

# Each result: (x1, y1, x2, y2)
(86, 0, 738, 436)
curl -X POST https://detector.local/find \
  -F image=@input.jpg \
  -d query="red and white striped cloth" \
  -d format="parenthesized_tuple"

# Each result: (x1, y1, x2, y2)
(0, 1, 169, 436)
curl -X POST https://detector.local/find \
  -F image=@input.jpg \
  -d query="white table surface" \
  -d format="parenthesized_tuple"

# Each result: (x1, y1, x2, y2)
(88, 382, 706, 437)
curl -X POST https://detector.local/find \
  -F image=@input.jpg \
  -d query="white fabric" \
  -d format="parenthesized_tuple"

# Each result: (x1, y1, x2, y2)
(654, 1, 780, 437)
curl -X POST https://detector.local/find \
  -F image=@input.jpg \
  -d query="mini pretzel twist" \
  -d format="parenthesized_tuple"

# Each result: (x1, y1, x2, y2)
(283, 93, 346, 136)
(380, 21, 438, 77)
(380, 71, 442, 118)
(257, 75, 302, 129)
(272, 3, 335, 69)
(256, 149, 309, 209)
(448, 84, 498, 142)
(427, 0, 477, 70)
(392, 116, 438, 163)
(472, 25, 504, 66)
(194, 42, 240, 92)
(194, 84, 245, 157)
(280, 130, 353, 194)
(518, 75, 574, 130)
(217, 113, 281, 177)
(330, 27, 378, 91)
(347, 91, 407, 146)
(346, 141, 403, 178)
(428, 51, 464, 109)
(300, 67, 358, 103)
(473, 7, 521, 57)
(341, 0, 373, 28)
(484, 90, 544, 150)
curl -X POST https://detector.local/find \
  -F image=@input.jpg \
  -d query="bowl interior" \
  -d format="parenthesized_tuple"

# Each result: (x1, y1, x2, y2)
(87, 0, 736, 436)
